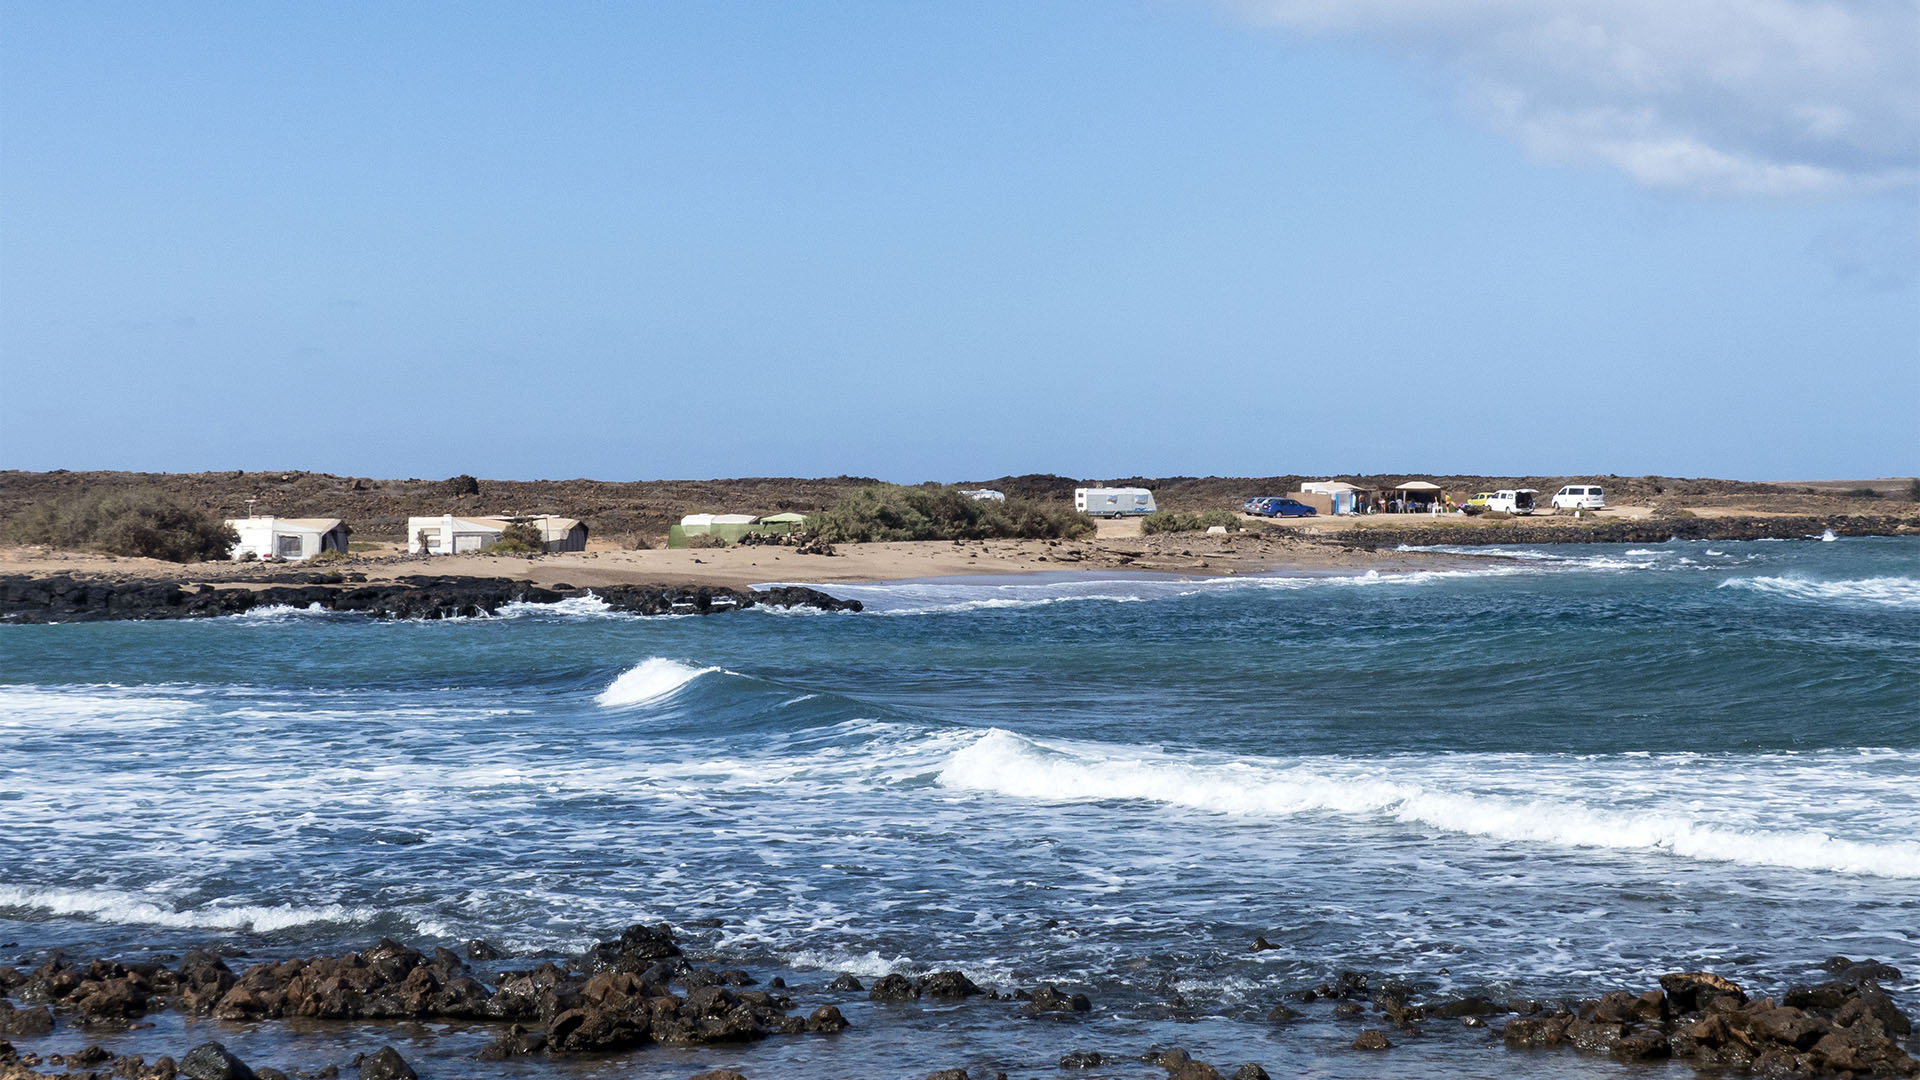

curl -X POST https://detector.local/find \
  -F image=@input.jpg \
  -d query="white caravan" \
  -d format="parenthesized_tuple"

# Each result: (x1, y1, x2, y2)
(1074, 487, 1157, 517)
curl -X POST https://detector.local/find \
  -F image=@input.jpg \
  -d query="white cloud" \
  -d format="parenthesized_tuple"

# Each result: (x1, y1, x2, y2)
(1237, 0, 1920, 197)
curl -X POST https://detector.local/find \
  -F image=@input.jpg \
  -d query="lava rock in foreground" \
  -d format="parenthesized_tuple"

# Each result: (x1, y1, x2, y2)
(0, 575, 860, 622)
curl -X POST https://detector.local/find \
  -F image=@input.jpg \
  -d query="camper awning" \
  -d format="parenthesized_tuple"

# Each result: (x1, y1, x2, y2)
(759, 512, 809, 524)
(1394, 481, 1442, 491)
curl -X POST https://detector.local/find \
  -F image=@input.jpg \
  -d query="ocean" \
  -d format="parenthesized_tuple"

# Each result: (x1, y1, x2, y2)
(3, 535, 1917, 1078)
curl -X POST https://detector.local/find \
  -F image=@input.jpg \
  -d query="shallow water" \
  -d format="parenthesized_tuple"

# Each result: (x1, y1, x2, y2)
(3, 536, 1917, 1077)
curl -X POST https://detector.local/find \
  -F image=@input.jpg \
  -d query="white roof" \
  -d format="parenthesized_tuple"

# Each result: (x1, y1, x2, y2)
(1395, 481, 1443, 491)
(227, 516, 342, 533)
(1300, 481, 1362, 493)
(679, 513, 759, 527)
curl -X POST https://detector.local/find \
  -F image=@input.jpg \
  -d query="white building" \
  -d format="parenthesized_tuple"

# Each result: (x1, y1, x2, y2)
(227, 516, 349, 561)
(407, 514, 587, 555)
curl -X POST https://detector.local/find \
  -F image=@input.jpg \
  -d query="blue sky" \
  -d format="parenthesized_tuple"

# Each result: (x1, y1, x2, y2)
(2, 1, 1914, 482)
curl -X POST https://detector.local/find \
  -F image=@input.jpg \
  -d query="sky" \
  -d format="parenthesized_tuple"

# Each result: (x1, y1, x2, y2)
(2, 0, 1915, 483)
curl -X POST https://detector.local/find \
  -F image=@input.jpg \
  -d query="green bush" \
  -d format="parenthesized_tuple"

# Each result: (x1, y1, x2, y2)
(474, 520, 546, 556)
(810, 484, 1094, 543)
(4, 488, 238, 562)
(1140, 509, 1242, 535)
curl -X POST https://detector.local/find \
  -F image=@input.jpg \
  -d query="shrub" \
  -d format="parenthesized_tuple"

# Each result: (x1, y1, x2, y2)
(307, 549, 353, 565)
(4, 488, 237, 562)
(1141, 510, 1243, 534)
(684, 532, 730, 549)
(475, 520, 546, 556)
(810, 484, 1094, 543)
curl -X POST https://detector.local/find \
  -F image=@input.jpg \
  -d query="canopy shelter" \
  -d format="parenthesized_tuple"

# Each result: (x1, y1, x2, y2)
(1375, 480, 1447, 513)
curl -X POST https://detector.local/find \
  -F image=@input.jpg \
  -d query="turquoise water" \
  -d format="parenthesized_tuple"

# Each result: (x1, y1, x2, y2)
(3, 536, 1916, 1076)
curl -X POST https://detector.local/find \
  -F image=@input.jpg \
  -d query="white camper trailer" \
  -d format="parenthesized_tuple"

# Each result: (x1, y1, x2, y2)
(1074, 487, 1157, 517)
(227, 516, 349, 561)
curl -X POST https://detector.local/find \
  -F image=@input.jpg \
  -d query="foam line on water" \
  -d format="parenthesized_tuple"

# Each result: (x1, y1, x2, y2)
(1718, 576, 1920, 608)
(935, 730, 1920, 879)
(0, 885, 379, 933)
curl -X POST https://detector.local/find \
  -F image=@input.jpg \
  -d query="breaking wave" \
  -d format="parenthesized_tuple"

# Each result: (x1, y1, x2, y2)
(936, 730, 1920, 879)
(595, 657, 723, 707)
(0, 885, 379, 933)
(1718, 576, 1920, 608)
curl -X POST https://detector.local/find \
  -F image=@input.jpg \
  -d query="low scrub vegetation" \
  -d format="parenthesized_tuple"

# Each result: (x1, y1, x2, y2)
(4, 488, 237, 562)
(477, 520, 546, 556)
(810, 484, 1094, 543)
(1140, 510, 1242, 535)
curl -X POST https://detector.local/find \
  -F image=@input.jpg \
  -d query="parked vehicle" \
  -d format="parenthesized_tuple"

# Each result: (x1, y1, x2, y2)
(1483, 489, 1538, 514)
(1245, 497, 1316, 518)
(1075, 487, 1157, 517)
(1552, 485, 1606, 510)
(1466, 492, 1495, 509)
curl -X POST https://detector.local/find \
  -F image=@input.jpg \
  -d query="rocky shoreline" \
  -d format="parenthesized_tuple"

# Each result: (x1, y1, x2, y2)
(1, 926, 1913, 1079)
(1328, 512, 1920, 549)
(0, 575, 861, 623)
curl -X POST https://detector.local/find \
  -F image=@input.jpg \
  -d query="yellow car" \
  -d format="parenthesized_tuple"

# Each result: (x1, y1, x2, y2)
(1466, 492, 1495, 509)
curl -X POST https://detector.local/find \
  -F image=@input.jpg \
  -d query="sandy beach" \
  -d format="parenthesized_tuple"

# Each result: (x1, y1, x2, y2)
(0, 524, 1479, 593)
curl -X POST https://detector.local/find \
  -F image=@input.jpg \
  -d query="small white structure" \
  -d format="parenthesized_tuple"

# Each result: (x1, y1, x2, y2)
(961, 489, 1006, 502)
(407, 514, 587, 555)
(677, 513, 760, 532)
(1074, 487, 1157, 517)
(1299, 481, 1364, 515)
(227, 516, 349, 561)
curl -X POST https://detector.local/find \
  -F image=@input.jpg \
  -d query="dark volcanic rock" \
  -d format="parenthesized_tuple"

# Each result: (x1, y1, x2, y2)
(868, 974, 920, 1002)
(1017, 983, 1091, 1017)
(579, 923, 683, 975)
(0, 574, 861, 622)
(1351, 1030, 1392, 1050)
(357, 1046, 416, 1080)
(0, 1000, 53, 1036)
(179, 1041, 257, 1080)
(917, 971, 984, 999)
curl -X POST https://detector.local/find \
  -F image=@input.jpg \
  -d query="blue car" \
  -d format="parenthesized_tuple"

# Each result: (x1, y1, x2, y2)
(1244, 497, 1317, 518)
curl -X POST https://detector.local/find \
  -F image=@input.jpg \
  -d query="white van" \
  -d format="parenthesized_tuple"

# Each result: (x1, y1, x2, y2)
(1483, 489, 1537, 515)
(1551, 485, 1606, 510)
(1074, 487, 1157, 517)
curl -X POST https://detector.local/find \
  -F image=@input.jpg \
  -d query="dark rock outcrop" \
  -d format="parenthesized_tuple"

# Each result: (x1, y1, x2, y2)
(0, 575, 861, 622)
(1505, 969, 1918, 1076)
(178, 1041, 256, 1080)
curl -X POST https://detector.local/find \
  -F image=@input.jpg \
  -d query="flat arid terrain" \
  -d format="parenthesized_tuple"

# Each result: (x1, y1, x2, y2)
(1, 469, 1916, 592)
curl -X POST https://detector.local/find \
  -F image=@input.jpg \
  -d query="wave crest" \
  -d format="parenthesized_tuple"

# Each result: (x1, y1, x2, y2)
(0, 885, 377, 933)
(936, 730, 1920, 879)
(1718, 576, 1920, 608)
(595, 658, 721, 707)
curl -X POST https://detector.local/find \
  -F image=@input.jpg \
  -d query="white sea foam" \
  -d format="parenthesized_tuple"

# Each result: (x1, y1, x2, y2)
(497, 593, 627, 618)
(1718, 575, 1920, 608)
(0, 885, 378, 932)
(229, 602, 330, 620)
(595, 657, 723, 707)
(0, 684, 198, 730)
(936, 730, 1920, 879)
